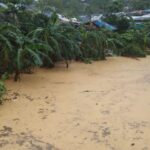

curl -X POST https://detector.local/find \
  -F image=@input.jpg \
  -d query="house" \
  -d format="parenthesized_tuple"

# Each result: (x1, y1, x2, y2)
(83, 20, 117, 31)
(93, 20, 117, 31)
(132, 14, 150, 21)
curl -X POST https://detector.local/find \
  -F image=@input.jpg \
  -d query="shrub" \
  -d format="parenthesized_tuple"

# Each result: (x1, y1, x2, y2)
(121, 44, 146, 57)
(0, 81, 6, 104)
(104, 15, 130, 32)
(0, 1, 149, 82)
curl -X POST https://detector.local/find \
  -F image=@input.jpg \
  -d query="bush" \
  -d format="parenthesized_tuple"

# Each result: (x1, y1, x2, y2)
(121, 44, 146, 57)
(0, 1, 149, 82)
(0, 81, 6, 104)
(104, 15, 130, 32)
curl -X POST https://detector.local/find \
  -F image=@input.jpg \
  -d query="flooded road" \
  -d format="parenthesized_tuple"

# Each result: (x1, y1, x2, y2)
(0, 57, 150, 150)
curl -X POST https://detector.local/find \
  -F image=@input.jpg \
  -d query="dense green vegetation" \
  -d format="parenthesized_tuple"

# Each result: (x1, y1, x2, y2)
(0, 81, 6, 104)
(36, 0, 150, 16)
(1, 0, 150, 16)
(0, 0, 150, 103)
(0, 1, 150, 82)
(130, 0, 150, 10)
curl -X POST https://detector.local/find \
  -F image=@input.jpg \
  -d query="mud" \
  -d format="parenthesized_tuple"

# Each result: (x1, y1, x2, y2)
(0, 56, 150, 150)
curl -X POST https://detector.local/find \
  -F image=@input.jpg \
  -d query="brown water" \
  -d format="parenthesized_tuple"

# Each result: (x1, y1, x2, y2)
(0, 57, 150, 150)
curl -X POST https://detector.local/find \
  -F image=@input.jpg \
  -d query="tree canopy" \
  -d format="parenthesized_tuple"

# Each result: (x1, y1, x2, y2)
(35, 0, 150, 16)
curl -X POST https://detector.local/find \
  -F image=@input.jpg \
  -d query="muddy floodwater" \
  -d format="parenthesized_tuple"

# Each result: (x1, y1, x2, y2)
(0, 57, 150, 150)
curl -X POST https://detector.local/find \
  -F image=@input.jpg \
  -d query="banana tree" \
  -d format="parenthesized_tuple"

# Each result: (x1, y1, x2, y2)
(0, 81, 6, 104)
(0, 23, 52, 81)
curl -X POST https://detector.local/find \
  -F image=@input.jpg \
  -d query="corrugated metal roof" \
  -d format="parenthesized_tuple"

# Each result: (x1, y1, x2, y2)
(132, 14, 150, 21)
(93, 20, 117, 31)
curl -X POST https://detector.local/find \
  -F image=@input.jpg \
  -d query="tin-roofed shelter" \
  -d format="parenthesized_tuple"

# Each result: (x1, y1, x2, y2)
(93, 20, 117, 31)
(132, 14, 150, 21)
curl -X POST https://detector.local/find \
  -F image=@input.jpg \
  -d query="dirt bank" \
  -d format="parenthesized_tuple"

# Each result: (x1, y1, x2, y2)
(0, 57, 150, 150)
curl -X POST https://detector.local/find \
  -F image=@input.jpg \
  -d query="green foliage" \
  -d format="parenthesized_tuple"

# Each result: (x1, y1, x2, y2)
(1, 0, 33, 5)
(104, 15, 130, 32)
(144, 22, 150, 48)
(36, 0, 113, 16)
(34, 0, 150, 16)
(121, 44, 146, 57)
(2, 0, 148, 17)
(0, 81, 6, 104)
(112, 29, 148, 57)
(130, 0, 150, 10)
(80, 29, 116, 60)
(0, 23, 45, 81)
(107, 0, 124, 13)
(0, 0, 150, 82)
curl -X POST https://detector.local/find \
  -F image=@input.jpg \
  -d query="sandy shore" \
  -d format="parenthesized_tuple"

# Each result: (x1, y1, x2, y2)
(0, 56, 150, 150)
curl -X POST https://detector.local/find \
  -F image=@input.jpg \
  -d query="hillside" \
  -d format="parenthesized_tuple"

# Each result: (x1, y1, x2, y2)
(36, 0, 150, 16)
